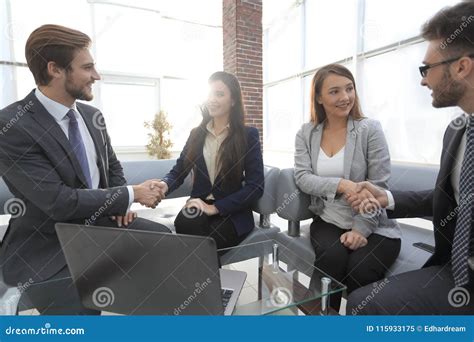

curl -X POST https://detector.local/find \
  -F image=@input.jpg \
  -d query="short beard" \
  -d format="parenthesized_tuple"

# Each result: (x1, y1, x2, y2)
(432, 68, 465, 108)
(65, 74, 93, 101)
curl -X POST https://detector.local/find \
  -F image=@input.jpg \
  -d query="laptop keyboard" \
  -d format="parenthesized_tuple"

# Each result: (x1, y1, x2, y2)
(221, 288, 234, 308)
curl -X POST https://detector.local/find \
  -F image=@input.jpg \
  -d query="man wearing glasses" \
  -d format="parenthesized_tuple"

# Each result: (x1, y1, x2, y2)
(346, 1, 474, 314)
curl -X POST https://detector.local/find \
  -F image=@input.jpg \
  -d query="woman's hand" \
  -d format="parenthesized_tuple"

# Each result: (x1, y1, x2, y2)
(345, 181, 388, 213)
(337, 179, 357, 196)
(340, 229, 368, 250)
(185, 198, 219, 216)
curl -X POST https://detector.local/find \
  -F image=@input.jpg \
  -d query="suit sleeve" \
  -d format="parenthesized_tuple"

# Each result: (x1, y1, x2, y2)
(0, 121, 129, 221)
(387, 189, 434, 219)
(214, 128, 264, 216)
(104, 128, 127, 187)
(161, 132, 193, 194)
(352, 120, 392, 237)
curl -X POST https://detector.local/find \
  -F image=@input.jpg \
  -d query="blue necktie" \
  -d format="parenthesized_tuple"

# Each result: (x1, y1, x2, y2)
(67, 109, 92, 189)
(452, 114, 474, 287)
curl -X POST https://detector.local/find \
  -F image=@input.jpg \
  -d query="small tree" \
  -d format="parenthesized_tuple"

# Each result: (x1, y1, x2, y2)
(144, 110, 173, 159)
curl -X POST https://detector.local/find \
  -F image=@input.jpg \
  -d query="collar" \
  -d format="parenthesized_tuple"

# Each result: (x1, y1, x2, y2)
(206, 120, 230, 136)
(35, 88, 78, 122)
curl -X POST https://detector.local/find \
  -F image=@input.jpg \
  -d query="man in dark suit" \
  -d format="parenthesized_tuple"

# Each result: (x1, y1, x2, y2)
(346, 2, 474, 314)
(0, 24, 169, 314)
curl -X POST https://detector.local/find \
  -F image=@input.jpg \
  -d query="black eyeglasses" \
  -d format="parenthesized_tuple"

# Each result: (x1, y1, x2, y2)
(419, 54, 474, 77)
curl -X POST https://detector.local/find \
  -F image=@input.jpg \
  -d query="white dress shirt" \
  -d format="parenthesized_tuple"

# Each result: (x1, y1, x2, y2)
(35, 89, 134, 205)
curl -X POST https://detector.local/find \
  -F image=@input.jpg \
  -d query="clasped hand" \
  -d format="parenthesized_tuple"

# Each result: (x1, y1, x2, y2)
(338, 179, 388, 215)
(132, 179, 168, 208)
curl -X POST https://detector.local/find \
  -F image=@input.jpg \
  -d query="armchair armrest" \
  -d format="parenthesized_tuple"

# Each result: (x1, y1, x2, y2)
(276, 168, 314, 236)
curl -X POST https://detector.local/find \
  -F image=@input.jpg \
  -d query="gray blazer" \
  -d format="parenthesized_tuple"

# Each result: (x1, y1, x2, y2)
(294, 116, 401, 239)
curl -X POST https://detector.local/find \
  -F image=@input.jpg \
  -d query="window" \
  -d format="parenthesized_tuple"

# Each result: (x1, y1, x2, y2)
(0, 0, 222, 156)
(263, 0, 462, 165)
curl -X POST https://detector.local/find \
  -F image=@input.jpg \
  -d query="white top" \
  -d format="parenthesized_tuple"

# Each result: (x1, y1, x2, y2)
(316, 147, 345, 177)
(34, 89, 134, 204)
(317, 147, 352, 229)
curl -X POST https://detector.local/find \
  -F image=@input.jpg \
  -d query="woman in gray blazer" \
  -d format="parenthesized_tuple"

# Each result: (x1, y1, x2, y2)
(294, 64, 401, 311)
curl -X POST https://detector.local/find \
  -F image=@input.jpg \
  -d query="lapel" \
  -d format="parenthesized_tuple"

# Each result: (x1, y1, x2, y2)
(438, 115, 467, 189)
(76, 104, 108, 187)
(27, 91, 90, 188)
(343, 117, 357, 179)
(195, 152, 212, 185)
(310, 122, 323, 168)
(311, 116, 356, 179)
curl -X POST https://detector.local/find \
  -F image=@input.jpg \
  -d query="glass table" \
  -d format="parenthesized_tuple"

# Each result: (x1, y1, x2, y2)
(218, 240, 346, 315)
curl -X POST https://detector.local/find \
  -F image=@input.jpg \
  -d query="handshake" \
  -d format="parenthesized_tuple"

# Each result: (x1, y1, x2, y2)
(338, 179, 389, 214)
(132, 179, 169, 208)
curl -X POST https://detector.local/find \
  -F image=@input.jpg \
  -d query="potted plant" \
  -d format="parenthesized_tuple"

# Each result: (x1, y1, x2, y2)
(144, 110, 173, 159)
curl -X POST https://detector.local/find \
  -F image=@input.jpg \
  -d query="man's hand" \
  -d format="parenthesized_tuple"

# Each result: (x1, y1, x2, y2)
(132, 179, 164, 208)
(150, 180, 168, 200)
(340, 230, 368, 250)
(184, 198, 219, 216)
(345, 181, 389, 213)
(111, 211, 137, 227)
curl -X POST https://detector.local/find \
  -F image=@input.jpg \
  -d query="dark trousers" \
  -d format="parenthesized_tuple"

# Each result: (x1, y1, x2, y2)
(310, 218, 401, 311)
(347, 264, 474, 315)
(20, 217, 170, 315)
(174, 210, 248, 250)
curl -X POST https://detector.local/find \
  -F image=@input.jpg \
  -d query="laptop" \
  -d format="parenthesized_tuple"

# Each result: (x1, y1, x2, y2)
(55, 223, 246, 315)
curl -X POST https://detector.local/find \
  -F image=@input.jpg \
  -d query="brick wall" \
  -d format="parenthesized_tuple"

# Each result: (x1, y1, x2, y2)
(222, 0, 263, 147)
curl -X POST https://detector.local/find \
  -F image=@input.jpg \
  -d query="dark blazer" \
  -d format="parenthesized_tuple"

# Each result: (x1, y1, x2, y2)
(0, 90, 130, 285)
(387, 115, 473, 289)
(162, 126, 264, 236)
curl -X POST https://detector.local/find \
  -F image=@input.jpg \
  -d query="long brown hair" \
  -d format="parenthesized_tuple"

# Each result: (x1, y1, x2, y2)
(25, 24, 91, 86)
(310, 64, 364, 124)
(184, 71, 247, 190)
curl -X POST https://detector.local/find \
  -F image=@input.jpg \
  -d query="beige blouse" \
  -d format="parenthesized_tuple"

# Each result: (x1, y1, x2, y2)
(203, 120, 229, 199)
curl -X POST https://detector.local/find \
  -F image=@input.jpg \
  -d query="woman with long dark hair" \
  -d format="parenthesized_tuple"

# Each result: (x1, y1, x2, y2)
(294, 64, 401, 311)
(157, 71, 264, 249)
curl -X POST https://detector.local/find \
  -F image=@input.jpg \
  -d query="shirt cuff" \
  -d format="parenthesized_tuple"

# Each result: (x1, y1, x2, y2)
(385, 190, 395, 211)
(127, 185, 134, 207)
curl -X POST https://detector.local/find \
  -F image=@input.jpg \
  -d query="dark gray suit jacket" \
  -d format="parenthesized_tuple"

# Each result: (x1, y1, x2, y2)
(0, 90, 130, 285)
(388, 115, 474, 290)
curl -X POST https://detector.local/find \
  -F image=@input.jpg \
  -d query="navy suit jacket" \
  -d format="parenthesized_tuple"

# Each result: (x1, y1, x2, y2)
(162, 126, 264, 236)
